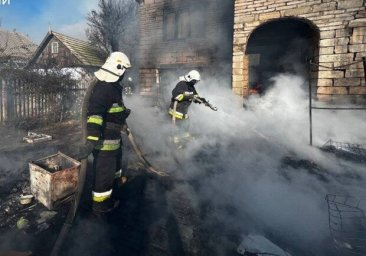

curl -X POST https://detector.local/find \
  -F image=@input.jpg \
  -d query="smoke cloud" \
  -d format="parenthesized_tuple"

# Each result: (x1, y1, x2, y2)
(124, 73, 366, 255)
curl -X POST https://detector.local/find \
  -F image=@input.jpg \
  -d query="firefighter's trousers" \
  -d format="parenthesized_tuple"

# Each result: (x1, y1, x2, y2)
(92, 146, 122, 213)
(171, 118, 192, 148)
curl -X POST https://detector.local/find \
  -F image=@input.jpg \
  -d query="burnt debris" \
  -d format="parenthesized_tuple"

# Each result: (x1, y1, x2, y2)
(321, 139, 366, 163)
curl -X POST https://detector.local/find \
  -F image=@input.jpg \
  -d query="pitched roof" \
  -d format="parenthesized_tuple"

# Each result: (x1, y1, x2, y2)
(29, 31, 104, 67)
(0, 28, 38, 60)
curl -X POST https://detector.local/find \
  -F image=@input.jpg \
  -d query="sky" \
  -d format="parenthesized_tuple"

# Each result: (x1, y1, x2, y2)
(0, 0, 99, 44)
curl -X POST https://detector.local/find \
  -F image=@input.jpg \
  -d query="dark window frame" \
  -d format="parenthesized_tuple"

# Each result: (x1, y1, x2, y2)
(163, 10, 177, 41)
(163, 4, 206, 42)
(176, 9, 191, 39)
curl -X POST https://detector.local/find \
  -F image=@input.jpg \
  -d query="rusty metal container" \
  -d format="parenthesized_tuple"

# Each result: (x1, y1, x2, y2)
(29, 152, 81, 210)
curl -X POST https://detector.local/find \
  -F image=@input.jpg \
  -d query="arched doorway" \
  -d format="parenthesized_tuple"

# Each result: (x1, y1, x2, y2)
(246, 18, 319, 94)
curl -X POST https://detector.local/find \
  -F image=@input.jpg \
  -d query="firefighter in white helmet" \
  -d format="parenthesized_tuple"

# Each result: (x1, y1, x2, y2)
(78, 52, 131, 213)
(168, 70, 206, 148)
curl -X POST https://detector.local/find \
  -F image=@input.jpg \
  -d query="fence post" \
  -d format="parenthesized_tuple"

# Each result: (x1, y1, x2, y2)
(0, 79, 3, 123)
(5, 79, 15, 122)
(363, 57, 366, 85)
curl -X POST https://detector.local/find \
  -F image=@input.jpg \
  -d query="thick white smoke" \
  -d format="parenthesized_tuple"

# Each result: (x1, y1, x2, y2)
(125, 74, 366, 255)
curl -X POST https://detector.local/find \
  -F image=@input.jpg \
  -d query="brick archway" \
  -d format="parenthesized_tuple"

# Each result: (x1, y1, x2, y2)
(243, 18, 320, 95)
(232, 0, 366, 99)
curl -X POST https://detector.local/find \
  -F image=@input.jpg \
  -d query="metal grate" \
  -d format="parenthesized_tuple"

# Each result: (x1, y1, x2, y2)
(326, 194, 366, 255)
(322, 140, 366, 162)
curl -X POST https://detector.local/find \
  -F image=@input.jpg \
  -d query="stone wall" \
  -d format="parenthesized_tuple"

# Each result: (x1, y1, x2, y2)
(233, 0, 366, 97)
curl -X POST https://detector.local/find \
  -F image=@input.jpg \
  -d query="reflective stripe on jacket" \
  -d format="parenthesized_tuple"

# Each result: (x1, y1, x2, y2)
(169, 81, 198, 116)
(168, 108, 188, 119)
(86, 81, 128, 143)
(94, 139, 121, 151)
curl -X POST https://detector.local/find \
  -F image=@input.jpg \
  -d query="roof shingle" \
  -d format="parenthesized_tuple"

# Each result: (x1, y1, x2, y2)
(29, 31, 104, 67)
(0, 28, 38, 60)
(51, 31, 104, 67)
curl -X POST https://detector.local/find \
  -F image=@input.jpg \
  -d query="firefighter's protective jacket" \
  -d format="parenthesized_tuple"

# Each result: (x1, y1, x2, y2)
(86, 80, 128, 152)
(169, 81, 198, 119)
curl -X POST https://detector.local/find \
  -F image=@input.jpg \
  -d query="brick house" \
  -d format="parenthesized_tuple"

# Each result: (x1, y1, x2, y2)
(138, 0, 235, 97)
(138, 0, 366, 100)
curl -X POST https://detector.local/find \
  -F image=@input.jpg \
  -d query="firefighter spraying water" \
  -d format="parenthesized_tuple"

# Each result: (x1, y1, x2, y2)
(168, 70, 217, 148)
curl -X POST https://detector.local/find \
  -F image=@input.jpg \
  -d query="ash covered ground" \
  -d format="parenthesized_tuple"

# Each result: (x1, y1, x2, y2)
(0, 75, 366, 256)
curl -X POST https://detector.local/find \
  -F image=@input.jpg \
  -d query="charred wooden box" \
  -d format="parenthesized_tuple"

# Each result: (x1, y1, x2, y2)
(29, 152, 81, 210)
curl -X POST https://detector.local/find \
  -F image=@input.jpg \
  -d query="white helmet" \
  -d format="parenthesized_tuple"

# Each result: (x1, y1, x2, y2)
(179, 70, 201, 83)
(95, 52, 131, 82)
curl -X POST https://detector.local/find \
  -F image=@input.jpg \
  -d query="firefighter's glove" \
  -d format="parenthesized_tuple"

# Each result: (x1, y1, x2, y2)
(76, 140, 97, 160)
(122, 108, 131, 120)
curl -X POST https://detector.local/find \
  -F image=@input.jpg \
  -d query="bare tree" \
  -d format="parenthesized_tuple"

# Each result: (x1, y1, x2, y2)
(86, 0, 139, 60)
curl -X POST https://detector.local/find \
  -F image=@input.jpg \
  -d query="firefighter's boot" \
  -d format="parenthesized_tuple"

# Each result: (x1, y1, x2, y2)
(92, 198, 120, 213)
(181, 132, 194, 143)
(92, 189, 119, 213)
(170, 136, 185, 150)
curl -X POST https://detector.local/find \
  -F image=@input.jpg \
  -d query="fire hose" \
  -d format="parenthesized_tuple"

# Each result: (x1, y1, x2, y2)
(193, 96, 218, 111)
(123, 125, 168, 177)
(171, 96, 218, 131)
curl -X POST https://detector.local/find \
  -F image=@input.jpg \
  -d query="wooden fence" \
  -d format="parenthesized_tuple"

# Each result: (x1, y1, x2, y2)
(0, 78, 87, 124)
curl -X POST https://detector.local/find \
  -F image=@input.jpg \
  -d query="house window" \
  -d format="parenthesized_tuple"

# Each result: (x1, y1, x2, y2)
(51, 42, 59, 54)
(164, 12, 176, 40)
(190, 9, 206, 37)
(177, 10, 190, 39)
(163, 6, 206, 41)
